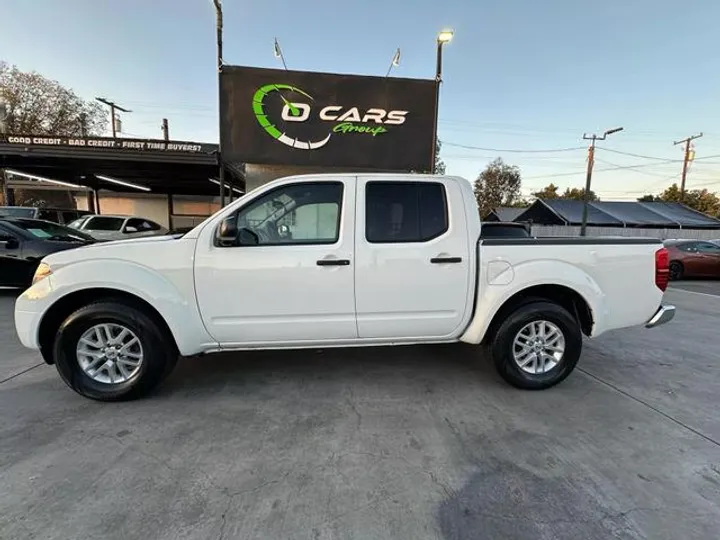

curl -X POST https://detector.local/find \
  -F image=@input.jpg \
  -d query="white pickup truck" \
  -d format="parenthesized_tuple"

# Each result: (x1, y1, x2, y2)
(15, 174, 675, 401)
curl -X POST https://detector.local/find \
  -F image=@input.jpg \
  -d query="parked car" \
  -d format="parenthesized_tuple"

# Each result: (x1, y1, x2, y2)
(0, 218, 95, 287)
(0, 206, 92, 225)
(67, 214, 168, 241)
(15, 174, 674, 401)
(663, 239, 720, 280)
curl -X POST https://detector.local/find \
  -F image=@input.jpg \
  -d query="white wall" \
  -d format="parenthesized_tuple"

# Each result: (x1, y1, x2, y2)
(74, 192, 225, 230)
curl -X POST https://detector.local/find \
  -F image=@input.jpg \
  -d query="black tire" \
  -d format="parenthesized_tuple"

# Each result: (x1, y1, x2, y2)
(53, 300, 177, 401)
(669, 261, 683, 281)
(491, 301, 582, 390)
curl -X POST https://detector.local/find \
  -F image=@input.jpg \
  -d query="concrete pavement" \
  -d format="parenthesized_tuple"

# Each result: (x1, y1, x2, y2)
(1, 285, 719, 540)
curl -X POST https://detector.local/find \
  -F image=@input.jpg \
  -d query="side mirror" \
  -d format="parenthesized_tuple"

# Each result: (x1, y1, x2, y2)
(2, 238, 19, 250)
(217, 216, 239, 245)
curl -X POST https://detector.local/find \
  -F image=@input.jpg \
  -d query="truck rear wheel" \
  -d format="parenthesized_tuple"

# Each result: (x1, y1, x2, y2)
(491, 301, 582, 390)
(53, 301, 177, 401)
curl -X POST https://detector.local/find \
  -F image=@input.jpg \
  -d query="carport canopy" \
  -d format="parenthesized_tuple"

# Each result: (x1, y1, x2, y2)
(515, 199, 720, 229)
(0, 134, 244, 196)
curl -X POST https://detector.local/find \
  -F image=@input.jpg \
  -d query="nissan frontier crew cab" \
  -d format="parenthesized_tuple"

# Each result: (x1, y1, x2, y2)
(15, 174, 675, 401)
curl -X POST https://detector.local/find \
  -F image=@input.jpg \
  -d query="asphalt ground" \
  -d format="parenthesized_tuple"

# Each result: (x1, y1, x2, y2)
(1, 283, 719, 540)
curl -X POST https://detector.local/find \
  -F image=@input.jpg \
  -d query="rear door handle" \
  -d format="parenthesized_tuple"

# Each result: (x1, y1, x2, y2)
(430, 257, 462, 264)
(317, 259, 350, 266)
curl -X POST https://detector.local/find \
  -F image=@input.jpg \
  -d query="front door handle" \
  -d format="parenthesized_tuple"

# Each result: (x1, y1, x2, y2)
(317, 259, 350, 266)
(430, 257, 462, 264)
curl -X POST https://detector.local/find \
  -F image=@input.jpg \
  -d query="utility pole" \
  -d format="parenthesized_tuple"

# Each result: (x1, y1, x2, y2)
(0, 102, 7, 205)
(79, 113, 88, 137)
(95, 97, 131, 138)
(431, 30, 454, 174)
(162, 118, 169, 141)
(673, 133, 703, 203)
(212, 0, 225, 208)
(580, 126, 624, 236)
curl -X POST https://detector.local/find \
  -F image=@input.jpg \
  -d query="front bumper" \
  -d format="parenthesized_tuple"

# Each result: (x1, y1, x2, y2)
(14, 308, 40, 349)
(645, 304, 676, 328)
(14, 278, 55, 350)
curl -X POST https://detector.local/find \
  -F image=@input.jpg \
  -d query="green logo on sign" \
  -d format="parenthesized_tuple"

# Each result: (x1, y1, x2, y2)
(252, 83, 408, 150)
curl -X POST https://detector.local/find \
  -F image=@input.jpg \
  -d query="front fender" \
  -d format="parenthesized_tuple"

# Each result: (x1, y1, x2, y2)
(459, 259, 605, 344)
(16, 259, 217, 356)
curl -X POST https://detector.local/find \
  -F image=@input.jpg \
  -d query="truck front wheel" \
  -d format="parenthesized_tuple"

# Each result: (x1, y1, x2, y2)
(53, 301, 177, 401)
(491, 301, 582, 390)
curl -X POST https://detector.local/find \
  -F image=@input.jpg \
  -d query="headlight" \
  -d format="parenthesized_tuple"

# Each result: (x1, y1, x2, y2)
(32, 263, 53, 285)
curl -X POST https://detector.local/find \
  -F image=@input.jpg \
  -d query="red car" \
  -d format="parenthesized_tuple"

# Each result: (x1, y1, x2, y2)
(664, 239, 720, 280)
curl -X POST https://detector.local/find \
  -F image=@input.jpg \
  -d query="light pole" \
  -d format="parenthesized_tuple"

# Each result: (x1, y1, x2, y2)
(580, 126, 624, 236)
(431, 29, 453, 174)
(212, 0, 226, 207)
(95, 97, 131, 138)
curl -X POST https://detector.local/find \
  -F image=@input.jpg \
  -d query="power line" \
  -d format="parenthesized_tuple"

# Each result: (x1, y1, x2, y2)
(597, 146, 720, 163)
(593, 158, 678, 178)
(635, 172, 682, 192)
(523, 160, 679, 180)
(442, 141, 585, 153)
(596, 146, 681, 161)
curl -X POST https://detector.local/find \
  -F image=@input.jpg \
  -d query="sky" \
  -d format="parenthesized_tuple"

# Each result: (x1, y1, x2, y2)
(2, 0, 720, 200)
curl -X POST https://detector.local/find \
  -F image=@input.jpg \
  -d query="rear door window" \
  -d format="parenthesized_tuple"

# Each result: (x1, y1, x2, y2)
(61, 211, 79, 223)
(125, 218, 161, 232)
(0, 207, 35, 218)
(365, 182, 448, 243)
(696, 242, 720, 253)
(84, 217, 125, 231)
(36, 209, 59, 222)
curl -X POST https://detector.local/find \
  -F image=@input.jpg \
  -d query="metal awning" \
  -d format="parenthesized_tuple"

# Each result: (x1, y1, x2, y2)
(0, 134, 244, 196)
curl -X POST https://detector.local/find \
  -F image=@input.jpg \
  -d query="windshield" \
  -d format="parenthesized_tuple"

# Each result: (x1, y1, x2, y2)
(10, 219, 95, 242)
(0, 207, 36, 218)
(67, 217, 88, 229)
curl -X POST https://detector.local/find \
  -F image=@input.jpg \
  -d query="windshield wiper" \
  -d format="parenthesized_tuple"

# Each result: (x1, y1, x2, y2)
(47, 235, 90, 243)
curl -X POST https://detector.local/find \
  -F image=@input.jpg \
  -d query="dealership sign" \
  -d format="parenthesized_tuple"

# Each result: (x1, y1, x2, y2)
(220, 66, 437, 170)
(0, 135, 216, 154)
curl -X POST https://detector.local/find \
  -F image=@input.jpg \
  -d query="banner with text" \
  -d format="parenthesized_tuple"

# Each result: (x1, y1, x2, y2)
(0, 135, 217, 154)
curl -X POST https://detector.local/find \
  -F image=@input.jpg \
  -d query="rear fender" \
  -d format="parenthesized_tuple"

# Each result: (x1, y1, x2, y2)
(460, 260, 604, 344)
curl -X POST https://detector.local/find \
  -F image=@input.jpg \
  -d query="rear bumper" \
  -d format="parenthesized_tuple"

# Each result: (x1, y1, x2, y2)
(645, 304, 676, 328)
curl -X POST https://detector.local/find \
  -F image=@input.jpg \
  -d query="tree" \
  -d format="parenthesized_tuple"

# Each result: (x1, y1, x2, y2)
(0, 62, 106, 136)
(434, 138, 446, 175)
(0, 63, 107, 205)
(638, 183, 720, 217)
(532, 183, 560, 199)
(561, 187, 598, 201)
(473, 158, 522, 216)
(508, 198, 531, 208)
(657, 184, 720, 216)
(531, 183, 597, 201)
